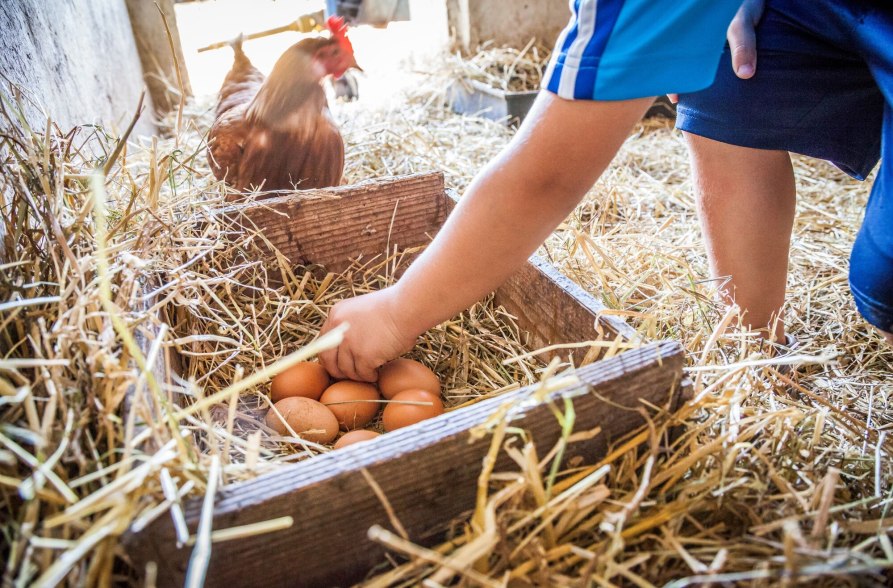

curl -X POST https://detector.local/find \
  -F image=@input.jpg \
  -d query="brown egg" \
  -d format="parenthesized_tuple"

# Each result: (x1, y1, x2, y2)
(333, 429, 380, 449)
(320, 381, 382, 430)
(264, 397, 338, 444)
(378, 358, 440, 400)
(382, 389, 444, 432)
(270, 361, 330, 402)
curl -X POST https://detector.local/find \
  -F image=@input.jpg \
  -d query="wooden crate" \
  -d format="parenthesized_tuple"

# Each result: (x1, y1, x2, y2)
(127, 172, 685, 586)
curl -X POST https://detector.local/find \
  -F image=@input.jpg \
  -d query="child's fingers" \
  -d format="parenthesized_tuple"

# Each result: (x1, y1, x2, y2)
(728, 22, 757, 78)
(319, 346, 342, 379)
(727, 0, 764, 79)
(316, 320, 340, 378)
(337, 346, 360, 382)
(353, 359, 378, 383)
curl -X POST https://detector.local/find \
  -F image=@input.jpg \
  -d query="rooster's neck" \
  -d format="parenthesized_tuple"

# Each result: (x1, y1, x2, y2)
(246, 76, 326, 129)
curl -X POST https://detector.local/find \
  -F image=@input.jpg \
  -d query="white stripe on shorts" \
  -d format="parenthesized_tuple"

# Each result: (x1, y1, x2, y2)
(557, 0, 598, 99)
(542, 0, 577, 90)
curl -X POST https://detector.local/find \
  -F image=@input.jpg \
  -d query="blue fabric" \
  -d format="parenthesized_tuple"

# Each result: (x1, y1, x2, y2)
(573, 0, 624, 99)
(546, 0, 582, 95)
(543, 0, 741, 101)
(676, 0, 893, 332)
(851, 103, 893, 333)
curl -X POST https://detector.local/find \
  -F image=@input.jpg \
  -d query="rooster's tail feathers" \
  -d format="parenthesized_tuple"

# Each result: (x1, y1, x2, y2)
(229, 34, 247, 62)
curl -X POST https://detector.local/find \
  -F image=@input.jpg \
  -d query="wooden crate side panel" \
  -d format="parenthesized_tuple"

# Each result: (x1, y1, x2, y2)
(494, 256, 639, 364)
(225, 173, 448, 274)
(130, 341, 684, 587)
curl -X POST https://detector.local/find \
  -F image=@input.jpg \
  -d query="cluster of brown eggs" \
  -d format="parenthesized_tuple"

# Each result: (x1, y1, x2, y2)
(264, 359, 444, 449)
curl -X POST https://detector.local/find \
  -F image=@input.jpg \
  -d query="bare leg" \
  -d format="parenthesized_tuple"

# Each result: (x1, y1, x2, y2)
(883, 330, 893, 345)
(684, 133, 796, 342)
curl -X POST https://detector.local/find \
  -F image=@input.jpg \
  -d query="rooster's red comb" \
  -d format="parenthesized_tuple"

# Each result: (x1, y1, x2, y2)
(326, 16, 354, 54)
(327, 15, 346, 36)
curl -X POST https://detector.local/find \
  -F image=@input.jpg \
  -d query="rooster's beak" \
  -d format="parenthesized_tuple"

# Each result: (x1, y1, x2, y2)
(348, 55, 363, 73)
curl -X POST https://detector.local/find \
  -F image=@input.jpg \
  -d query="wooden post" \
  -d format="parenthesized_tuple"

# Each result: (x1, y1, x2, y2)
(125, 0, 192, 116)
(446, 0, 471, 50)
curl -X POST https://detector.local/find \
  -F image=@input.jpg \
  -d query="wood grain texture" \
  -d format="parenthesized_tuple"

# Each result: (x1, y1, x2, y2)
(222, 173, 450, 274)
(125, 0, 192, 115)
(495, 255, 638, 364)
(128, 341, 683, 587)
(0, 0, 156, 138)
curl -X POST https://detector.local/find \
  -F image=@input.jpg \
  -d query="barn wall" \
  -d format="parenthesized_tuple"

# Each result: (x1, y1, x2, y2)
(449, 0, 570, 51)
(0, 0, 155, 137)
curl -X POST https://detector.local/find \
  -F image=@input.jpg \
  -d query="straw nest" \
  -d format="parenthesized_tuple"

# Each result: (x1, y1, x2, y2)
(165, 236, 548, 461)
(1, 43, 892, 587)
(442, 39, 552, 93)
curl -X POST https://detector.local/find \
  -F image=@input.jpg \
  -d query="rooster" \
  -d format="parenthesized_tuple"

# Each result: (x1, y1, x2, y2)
(207, 17, 359, 193)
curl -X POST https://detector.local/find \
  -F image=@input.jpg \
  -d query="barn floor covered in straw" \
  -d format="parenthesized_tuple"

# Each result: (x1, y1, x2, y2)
(1, 16, 892, 586)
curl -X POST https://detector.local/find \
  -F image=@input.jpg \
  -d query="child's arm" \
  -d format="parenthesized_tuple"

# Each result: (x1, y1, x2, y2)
(318, 92, 653, 381)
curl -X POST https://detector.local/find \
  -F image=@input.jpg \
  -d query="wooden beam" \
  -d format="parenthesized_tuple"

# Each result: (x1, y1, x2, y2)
(125, 0, 192, 116)
(127, 341, 684, 587)
(494, 254, 640, 364)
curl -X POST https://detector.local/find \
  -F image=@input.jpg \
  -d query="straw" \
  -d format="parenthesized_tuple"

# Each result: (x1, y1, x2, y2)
(444, 38, 552, 93)
(1, 37, 890, 586)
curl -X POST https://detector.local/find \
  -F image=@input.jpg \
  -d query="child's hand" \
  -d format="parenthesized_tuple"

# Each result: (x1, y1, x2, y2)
(317, 287, 419, 382)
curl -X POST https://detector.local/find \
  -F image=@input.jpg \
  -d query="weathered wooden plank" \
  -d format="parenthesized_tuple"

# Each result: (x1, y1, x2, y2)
(0, 0, 156, 137)
(125, 0, 192, 116)
(494, 255, 639, 364)
(128, 341, 684, 587)
(223, 173, 450, 274)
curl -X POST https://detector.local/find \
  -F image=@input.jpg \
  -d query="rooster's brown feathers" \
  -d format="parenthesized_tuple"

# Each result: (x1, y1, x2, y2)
(208, 37, 344, 193)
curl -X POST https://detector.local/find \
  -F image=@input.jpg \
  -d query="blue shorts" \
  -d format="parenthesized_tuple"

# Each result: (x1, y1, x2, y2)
(543, 0, 741, 101)
(676, 0, 893, 333)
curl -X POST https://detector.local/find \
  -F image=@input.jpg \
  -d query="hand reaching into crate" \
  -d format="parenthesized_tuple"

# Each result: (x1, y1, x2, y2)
(319, 288, 417, 381)
(319, 93, 653, 380)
